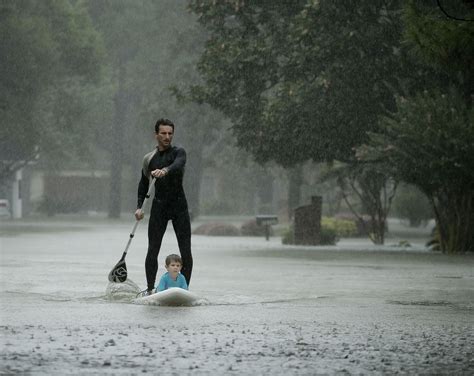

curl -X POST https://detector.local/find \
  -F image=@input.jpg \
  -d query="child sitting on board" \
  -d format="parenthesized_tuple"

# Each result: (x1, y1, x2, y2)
(156, 254, 188, 292)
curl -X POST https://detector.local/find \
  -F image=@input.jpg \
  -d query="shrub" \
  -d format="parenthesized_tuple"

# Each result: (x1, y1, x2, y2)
(319, 226, 338, 245)
(193, 222, 240, 236)
(333, 213, 379, 236)
(281, 223, 339, 245)
(321, 217, 358, 238)
(281, 227, 294, 245)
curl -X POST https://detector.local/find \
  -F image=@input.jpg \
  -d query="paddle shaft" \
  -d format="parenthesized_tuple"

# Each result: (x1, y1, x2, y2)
(123, 177, 156, 257)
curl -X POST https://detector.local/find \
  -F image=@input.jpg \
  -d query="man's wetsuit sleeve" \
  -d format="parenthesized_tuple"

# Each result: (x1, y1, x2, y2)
(165, 147, 186, 174)
(137, 172, 149, 209)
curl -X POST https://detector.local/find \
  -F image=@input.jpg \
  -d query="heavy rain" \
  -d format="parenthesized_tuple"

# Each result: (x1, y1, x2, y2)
(1, 1, 473, 375)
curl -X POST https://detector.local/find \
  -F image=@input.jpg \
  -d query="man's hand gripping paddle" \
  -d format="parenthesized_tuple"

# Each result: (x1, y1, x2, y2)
(108, 178, 156, 283)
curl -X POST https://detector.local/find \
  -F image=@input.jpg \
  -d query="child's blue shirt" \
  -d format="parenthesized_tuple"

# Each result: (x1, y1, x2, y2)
(156, 272, 188, 291)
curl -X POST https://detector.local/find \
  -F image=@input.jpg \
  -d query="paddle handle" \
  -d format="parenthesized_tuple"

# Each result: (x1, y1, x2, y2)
(123, 177, 156, 256)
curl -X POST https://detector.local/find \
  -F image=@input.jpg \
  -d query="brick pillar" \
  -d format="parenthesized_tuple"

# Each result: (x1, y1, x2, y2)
(294, 196, 322, 245)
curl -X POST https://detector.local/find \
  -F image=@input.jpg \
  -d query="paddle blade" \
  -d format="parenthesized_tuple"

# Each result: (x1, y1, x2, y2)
(108, 255, 127, 283)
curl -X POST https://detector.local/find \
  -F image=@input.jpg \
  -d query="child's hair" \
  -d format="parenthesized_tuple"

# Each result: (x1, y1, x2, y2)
(165, 254, 182, 266)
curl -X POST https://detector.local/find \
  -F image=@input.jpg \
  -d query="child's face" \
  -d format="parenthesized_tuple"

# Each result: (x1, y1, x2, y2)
(166, 261, 182, 277)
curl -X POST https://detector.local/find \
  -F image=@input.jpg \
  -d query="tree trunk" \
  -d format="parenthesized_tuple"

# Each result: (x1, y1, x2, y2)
(108, 63, 127, 219)
(432, 190, 474, 254)
(256, 169, 274, 213)
(341, 171, 396, 245)
(288, 165, 303, 219)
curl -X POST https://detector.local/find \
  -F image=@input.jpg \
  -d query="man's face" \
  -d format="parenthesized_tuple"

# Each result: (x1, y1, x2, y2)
(155, 125, 174, 150)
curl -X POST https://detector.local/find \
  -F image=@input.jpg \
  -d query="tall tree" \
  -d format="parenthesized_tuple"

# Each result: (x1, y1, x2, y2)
(358, 1, 474, 253)
(86, 0, 224, 217)
(327, 163, 397, 244)
(187, 1, 419, 240)
(0, 0, 103, 181)
(86, 0, 147, 217)
(187, 0, 410, 165)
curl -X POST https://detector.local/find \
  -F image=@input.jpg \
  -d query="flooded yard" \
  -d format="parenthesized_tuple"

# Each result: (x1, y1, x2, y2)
(1, 217, 473, 374)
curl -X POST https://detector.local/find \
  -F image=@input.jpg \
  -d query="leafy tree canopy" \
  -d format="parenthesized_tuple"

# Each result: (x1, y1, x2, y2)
(359, 90, 474, 195)
(188, 0, 413, 167)
(0, 0, 103, 172)
(357, 1, 474, 253)
(359, 0, 474, 197)
(403, 0, 474, 87)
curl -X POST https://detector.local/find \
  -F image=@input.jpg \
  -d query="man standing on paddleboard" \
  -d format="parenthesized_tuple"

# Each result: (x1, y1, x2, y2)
(134, 118, 193, 295)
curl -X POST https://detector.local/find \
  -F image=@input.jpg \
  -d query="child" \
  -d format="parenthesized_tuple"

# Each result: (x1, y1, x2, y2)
(156, 254, 188, 292)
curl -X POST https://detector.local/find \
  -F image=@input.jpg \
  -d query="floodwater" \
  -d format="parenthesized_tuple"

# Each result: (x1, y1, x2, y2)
(1, 217, 473, 375)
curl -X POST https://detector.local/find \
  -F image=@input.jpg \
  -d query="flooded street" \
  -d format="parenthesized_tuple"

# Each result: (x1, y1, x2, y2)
(1, 218, 473, 375)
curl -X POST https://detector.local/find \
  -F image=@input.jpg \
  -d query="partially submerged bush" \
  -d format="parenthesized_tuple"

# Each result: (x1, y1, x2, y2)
(333, 213, 385, 236)
(281, 223, 339, 245)
(322, 217, 358, 238)
(193, 222, 240, 236)
(281, 227, 294, 245)
(320, 226, 338, 245)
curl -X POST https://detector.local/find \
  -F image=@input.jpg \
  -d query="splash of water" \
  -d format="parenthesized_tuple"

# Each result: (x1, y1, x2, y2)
(105, 279, 141, 301)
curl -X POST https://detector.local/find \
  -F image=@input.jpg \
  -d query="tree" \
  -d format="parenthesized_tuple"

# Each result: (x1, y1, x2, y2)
(86, 0, 225, 217)
(85, 0, 150, 217)
(0, 0, 103, 181)
(357, 1, 473, 253)
(323, 162, 397, 244)
(187, 0, 411, 165)
(403, 0, 473, 100)
(358, 90, 474, 253)
(187, 1, 418, 241)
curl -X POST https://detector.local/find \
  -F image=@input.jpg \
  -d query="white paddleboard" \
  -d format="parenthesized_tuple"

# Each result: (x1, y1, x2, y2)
(133, 287, 198, 306)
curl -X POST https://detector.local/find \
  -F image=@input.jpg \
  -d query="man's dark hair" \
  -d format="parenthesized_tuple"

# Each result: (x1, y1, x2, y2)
(155, 118, 175, 133)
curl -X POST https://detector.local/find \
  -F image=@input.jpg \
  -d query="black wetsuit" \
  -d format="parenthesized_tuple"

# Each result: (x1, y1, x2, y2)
(137, 145, 192, 291)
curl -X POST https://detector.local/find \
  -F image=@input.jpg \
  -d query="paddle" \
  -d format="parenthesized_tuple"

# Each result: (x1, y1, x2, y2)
(108, 177, 156, 283)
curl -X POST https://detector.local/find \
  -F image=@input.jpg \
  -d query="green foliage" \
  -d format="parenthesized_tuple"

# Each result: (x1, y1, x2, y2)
(321, 217, 358, 238)
(319, 226, 339, 246)
(357, 1, 474, 254)
(0, 0, 103, 174)
(188, 0, 411, 166)
(360, 90, 474, 194)
(84, 0, 226, 217)
(358, 88, 474, 253)
(322, 161, 397, 244)
(281, 226, 294, 245)
(403, 1, 474, 91)
(187, 1, 417, 237)
(281, 222, 339, 246)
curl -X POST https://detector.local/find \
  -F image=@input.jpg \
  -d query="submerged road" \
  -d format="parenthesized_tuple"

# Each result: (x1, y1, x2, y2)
(1, 218, 473, 374)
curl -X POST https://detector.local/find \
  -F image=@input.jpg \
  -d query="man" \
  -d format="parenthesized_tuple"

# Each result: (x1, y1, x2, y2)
(135, 118, 192, 294)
